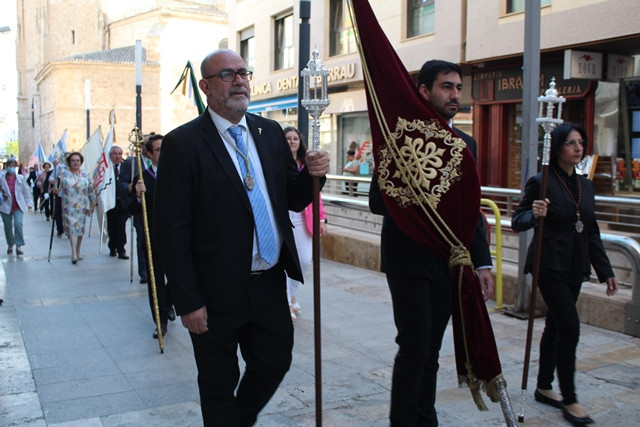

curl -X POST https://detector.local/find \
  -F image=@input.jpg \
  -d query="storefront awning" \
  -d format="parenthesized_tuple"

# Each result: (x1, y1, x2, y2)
(247, 96, 298, 113)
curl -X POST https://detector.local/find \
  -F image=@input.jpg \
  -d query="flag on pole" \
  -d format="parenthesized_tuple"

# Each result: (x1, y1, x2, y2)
(48, 130, 68, 163)
(171, 61, 206, 114)
(348, 0, 513, 419)
(28, 142, 47, 166)
(81, 127, 104, 176)
(94, 111, 117, 243)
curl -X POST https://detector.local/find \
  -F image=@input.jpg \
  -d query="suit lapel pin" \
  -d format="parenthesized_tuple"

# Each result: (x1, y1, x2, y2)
(258, 127, 262, 135)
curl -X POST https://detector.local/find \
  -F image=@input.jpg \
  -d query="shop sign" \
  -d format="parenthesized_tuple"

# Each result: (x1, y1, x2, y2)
(250, 62, 358, 100)
(607, 54, 634, 80)
(472, 62, 589, 102)
(563, 49, 603, 80)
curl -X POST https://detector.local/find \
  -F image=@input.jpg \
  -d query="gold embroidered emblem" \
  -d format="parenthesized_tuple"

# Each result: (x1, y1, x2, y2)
(378, 118, 466, 208)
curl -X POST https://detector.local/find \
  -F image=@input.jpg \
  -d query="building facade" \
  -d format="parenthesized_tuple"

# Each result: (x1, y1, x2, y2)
(229, 0, 640, 194)
(15, 0, 227, 160)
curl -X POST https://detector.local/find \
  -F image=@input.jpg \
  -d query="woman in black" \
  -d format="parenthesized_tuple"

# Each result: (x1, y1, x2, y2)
(512, 123, 618, 425)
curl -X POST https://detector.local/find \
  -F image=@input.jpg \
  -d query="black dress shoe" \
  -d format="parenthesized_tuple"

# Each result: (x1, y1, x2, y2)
(118, 253, 130, 260)
(562, 406, 594, 425)
(109, 249, 117, 257)
(153, 324, 168, 339)
(534, 389, 563, 409)
(168, 307, 176, 322)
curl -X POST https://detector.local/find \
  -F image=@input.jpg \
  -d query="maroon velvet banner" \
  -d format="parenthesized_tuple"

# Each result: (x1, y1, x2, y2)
(349, 0, 504, 406)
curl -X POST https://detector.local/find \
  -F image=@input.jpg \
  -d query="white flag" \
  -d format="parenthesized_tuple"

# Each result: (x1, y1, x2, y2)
(80, 127, 103, 176)
(94, 112, 117, 243)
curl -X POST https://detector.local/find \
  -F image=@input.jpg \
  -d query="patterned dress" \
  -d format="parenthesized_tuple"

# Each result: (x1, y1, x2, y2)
(59, 169, 96, 236)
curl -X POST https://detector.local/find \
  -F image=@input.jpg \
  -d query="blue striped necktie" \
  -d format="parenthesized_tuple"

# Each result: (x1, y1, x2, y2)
(228, 126, 278, 265)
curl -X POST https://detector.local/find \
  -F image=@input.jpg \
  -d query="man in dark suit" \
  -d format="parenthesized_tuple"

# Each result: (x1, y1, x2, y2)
(154, 49, 329, 426)
(130, 134, 173, 338)
(107, 146, 131, 259)
(369, 60, 495, 426)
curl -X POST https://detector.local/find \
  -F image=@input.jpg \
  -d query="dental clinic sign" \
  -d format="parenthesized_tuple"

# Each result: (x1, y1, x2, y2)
(563, 49, 603, 80)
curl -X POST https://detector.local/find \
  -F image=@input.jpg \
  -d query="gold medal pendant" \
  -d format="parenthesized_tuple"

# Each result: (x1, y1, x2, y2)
(244, 174, 255, 190)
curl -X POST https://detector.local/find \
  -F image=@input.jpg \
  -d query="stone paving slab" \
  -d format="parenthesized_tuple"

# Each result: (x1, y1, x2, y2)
(1, 210, 640, 426)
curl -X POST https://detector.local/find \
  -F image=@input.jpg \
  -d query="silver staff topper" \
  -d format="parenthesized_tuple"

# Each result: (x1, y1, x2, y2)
(301, 49, 330, 150)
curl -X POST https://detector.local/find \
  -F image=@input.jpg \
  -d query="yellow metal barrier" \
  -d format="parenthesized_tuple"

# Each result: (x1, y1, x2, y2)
(480, 198, 508, 311)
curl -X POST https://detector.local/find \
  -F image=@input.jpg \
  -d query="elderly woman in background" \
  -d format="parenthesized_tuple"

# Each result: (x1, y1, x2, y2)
(512, 123, 618, 426)
(58, 152, 95, 264)
(0, 157, 33, 256)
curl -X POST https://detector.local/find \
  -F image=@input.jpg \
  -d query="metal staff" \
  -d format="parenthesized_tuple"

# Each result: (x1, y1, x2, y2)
(301, 49, 329, 427)
(518, 78, 565, 422)
(129, 154, 135, 283)
(129, 127, 165, 354)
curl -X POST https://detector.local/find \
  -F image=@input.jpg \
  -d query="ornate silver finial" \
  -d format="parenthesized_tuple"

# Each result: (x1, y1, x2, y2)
(301, 49, 330, 150)
(536, 77, 566, 166)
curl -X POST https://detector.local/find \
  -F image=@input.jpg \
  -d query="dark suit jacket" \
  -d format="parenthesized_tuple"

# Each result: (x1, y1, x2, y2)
(114, 158, 134, 210)
(154, 112, 320, 316)
(369, 128, 492, 277)
(129, 168, 156, 229)
(511, 169, 614, 282)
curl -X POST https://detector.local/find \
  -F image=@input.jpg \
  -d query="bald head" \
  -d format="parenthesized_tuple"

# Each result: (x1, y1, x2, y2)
(198, 49, 251, 123)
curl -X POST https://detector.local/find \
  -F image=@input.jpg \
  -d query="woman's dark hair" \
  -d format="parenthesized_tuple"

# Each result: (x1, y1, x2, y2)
(347, 150, 356, 157)
(65, 151, 84, 167)
(283, 126, 307, 164)
(549, 123, 588, 165)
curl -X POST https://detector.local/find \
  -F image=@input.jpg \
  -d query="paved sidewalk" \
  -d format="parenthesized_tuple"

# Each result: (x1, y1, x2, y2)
(1, 210, 640, 426)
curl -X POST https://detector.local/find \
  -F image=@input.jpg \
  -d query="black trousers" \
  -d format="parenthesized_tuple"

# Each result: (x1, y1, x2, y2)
(134, 214, 147, 280)
(54, 196, 63, 235)
(144, 233, 171, 324)
(536, 272, 582, 405)
(189, 267, 293, 427)
(106, 204, 128, 254)
(386, 266, 451, 427)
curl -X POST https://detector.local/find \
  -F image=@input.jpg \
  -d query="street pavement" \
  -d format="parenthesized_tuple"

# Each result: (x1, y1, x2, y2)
(1, 209, 640, 426)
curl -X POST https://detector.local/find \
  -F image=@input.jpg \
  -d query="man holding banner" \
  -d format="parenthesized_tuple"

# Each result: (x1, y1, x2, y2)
(369, 59, 494, 427)
(350, 0, 515, 425)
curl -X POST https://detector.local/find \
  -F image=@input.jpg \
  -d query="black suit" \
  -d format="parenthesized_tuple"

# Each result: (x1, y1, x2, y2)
(369, 128, 492, 426)
(155, 111, 319, 426)
(512, 167, 613, 404)
(130, 168, 172, 325)
(107, 159, 132, 255)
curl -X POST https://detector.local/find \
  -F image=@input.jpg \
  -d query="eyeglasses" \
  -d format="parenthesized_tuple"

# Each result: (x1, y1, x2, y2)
(203, 69, 253, 82)
(564, 139, 586, 148)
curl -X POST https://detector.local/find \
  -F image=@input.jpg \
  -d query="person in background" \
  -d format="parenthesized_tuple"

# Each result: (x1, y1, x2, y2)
(130, 133, 175, 338)
(107, 146, 131, 259)
(154, 49, 329, 426)
(57, 152, 95, 264)
(512, 123, 618, 426)
(49, 158, 65, 237)
(0, 157, 33, 256)
(36, 163, 50, 214)
(26, 164, 41, 211)
(283, 126, 328, 321)
(342, 150, 360, 196)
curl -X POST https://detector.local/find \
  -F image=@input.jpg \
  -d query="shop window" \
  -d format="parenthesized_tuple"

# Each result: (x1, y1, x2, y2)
(330, 0, 356, 57)
(504, 0, 551, 15)
(274, 12, 294, 71)
(239, 27, 255, 71)
(407, 0, 434, 38)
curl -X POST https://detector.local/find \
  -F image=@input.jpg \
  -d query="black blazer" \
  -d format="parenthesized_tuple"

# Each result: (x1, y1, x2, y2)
(512, 170, 614, 282)
(369, 128, 492, 277)
(154, 112, 319, 315)
(129, 168, 156, 230)
(115, 158, 134, 210)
